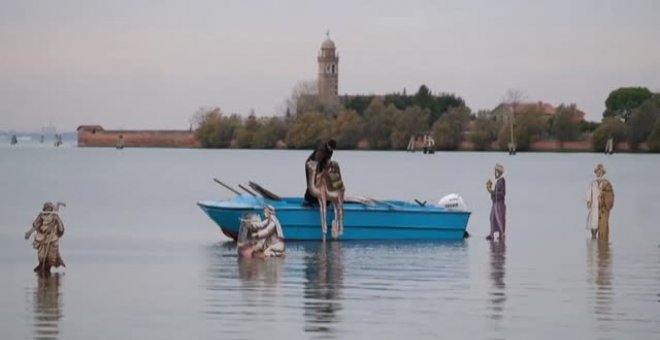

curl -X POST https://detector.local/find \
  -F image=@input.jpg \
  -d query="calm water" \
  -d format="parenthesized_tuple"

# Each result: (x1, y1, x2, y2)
(1, 146, 659, 339)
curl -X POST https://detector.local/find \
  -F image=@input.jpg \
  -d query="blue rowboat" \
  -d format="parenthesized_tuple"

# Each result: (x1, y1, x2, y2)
(197, 194, 471, 241)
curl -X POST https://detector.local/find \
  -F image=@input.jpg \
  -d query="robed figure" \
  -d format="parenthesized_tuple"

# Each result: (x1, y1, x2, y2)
(303, 139, 336, 206)
(25, 202, 66, 273)
(486, 164, 506, 240)
(249, 205, 285, 257)
(238, 205, 285, 258)
(586, 164, 614, 239)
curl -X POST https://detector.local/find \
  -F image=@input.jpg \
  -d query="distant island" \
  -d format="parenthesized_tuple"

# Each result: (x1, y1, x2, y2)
(77, 37, 660, 153)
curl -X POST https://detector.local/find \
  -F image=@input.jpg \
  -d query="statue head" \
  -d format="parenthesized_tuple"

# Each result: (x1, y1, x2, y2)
(264, 205, 275, 217)
(494, 163, 504, 178)
(327, 160, 340, 173)
(42, 202, 55, 212)
(594, 163, 606, 178)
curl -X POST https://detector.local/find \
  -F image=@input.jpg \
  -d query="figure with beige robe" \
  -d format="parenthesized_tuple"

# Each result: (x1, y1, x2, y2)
(25, 202, 66, 273)
(586, 164, 614, 240)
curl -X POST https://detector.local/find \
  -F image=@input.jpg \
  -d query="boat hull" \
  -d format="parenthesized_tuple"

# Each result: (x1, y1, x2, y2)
(198, 195, 470, 241)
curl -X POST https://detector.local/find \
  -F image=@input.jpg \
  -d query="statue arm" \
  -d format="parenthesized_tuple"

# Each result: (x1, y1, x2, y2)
(250, 216, 271, 231)
(25, 215, 41, 240)
(54, 214, 65, 237)
(254, 221, 275, 239)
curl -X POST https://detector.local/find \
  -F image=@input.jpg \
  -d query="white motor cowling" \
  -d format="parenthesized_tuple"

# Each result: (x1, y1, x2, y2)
(437, 193, 468, 211)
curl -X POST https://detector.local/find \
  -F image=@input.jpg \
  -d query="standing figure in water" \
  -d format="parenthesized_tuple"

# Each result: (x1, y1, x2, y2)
(25, 202, 66, 274)
(486, 163, 506, 240)
(586, 164, 615, 240)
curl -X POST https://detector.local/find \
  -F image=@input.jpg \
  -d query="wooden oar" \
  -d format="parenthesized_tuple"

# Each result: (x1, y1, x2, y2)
(213, 178, 241, 196)
(368, 197, 399, 210)
(238, 184, 257, 197)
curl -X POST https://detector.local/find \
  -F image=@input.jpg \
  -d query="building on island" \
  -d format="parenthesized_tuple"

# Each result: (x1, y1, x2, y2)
(77, 125, 198, 148)
(492, 101, 586, 124)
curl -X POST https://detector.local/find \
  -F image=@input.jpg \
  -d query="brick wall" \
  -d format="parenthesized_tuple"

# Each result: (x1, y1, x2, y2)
(78, 129, 199, 148)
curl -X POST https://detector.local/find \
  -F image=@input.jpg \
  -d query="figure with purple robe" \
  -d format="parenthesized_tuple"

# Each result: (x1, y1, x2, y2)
(486, 164, 506, 240)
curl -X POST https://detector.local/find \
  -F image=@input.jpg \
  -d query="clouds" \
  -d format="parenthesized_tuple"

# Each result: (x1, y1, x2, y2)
(1, 0, 659, 130)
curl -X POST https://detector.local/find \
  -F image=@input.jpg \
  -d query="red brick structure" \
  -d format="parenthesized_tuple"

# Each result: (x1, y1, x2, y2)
(77, 125, 199, 148)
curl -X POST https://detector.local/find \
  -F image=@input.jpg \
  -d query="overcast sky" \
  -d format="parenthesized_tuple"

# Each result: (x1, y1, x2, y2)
(1, 0, 658, 131)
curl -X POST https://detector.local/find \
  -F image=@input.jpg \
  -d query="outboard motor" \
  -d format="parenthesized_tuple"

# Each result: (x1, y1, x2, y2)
(437, 193, 468, 211)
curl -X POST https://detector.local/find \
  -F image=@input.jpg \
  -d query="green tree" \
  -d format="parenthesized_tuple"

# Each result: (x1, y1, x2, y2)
(591, 118, 626, 152)
(234, 113, 259, 148)
(604, 87, 653, 121)
(330, 110, 363, 148)
(497, 108, 546, 151)
(413, 85, 433, 110)
(193, 108, 242, 148)
(344, 95, 375, 115)
(627, 100, 660, 150)
(253, 117, 288, 148)
(579, 121, 599, 133)
(285, 111, 329, 148)
(469, 112, 498, 150)
(361, 98, 397, 149)
(390, 106, 430, 149)
(431, 106, 471, 150)
(552, 104, 581, 144)
(647, 119, 660, 152)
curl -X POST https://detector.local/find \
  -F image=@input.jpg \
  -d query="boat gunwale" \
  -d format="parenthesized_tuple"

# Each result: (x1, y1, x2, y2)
(196, 201, 471, 216)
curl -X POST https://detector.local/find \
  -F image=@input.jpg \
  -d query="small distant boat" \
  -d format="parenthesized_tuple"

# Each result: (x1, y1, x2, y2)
(198, 193, 471, 241)
(10, 135, 18, 145)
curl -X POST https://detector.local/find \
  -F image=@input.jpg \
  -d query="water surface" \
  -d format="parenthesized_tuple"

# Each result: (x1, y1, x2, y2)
(1, 147, 659, 339)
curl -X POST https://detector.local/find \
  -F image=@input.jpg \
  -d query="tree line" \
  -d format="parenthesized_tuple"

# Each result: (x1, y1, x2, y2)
(192, 85, 660, 152)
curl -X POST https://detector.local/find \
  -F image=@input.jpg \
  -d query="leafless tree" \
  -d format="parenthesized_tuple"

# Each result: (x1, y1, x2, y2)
(190, 106, 220, 129)
(502, 89, 528, 154)
(284, 80, 319, 115)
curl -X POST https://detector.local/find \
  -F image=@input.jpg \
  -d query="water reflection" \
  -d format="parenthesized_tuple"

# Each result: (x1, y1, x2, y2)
(31, 273, 63, 340)
(203, 242, 287, 338)
(237, 256, 285, 286)
(303, 242, 344, 337)
(587, 239, 613, 320)
(488, 240, 506, 321)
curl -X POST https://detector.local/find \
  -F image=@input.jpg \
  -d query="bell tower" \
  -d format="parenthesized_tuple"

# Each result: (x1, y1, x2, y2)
(317, 32, 339, 105)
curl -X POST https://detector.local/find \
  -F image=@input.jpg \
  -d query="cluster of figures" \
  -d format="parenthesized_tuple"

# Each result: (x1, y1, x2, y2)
(484, 162, 615, 242)
(237, 139, 343, 258)
(237, 205, 285, 258)
(21, 137, 616, 270)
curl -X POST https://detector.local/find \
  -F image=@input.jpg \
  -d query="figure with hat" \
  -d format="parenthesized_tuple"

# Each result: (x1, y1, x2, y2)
(303, 139, 337, 207)
(25, 202, 67, 274)
(247, 205, 285, 258)
(586, 164, 615, 240)
(486, 164, 506, 240)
